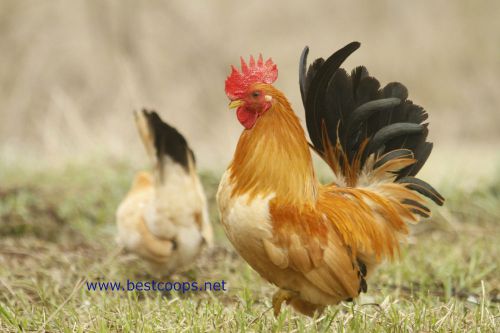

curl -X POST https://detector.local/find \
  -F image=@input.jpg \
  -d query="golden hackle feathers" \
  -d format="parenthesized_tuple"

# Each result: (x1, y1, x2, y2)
(229, 84, 317, 205)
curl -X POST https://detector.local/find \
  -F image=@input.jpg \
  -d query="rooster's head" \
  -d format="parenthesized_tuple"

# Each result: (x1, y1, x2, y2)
(225, 55, 278, 129)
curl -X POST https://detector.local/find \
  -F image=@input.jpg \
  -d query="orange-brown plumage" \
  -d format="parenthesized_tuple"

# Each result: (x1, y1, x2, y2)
(217, 43, 443, 316)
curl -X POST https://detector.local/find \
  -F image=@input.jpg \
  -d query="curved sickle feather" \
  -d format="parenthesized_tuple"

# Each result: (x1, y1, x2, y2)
(303, 42, 361, 151)
(299, 46, 309, 106)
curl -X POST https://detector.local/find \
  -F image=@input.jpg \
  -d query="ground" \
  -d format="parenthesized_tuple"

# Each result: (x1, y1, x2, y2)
(0, 160, 498, 332)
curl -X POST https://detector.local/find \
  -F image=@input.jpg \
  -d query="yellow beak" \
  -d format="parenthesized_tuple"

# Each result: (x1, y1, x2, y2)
(228, 99, 244, 109)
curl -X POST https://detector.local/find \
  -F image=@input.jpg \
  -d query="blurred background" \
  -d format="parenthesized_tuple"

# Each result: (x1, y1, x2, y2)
(0, 0, 499, 179)
(1, 2, 499, 330)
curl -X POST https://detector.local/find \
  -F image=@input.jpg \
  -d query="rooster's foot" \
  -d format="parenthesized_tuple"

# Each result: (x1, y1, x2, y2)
(272, 288, 298, 316)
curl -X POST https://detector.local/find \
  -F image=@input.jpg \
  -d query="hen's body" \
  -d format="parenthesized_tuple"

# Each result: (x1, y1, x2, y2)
(117, 110, 213, 274)
(218, 43, 443, 316)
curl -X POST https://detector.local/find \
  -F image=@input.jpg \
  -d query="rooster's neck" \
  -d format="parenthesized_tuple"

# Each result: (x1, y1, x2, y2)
(230, 93, 318, 204)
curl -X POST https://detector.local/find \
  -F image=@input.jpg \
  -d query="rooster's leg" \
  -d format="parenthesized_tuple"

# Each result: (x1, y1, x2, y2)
(272, 289, 298, 316)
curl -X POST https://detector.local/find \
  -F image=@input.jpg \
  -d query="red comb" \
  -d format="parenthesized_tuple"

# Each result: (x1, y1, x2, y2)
(225, 54, 278, 100)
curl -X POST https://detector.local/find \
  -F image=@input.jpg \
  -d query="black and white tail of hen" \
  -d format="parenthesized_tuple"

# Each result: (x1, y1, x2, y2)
(135, 109, 195, 182)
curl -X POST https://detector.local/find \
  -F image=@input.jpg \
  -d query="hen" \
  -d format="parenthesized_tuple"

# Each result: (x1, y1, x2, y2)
(116, 110, 213, 274)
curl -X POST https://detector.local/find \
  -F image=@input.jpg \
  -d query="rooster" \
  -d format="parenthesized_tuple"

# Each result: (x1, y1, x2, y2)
(116, 110, 213, 274)
(217, 42, 444, 316)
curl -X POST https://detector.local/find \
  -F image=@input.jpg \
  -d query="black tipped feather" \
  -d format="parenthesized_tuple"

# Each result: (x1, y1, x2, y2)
(357, 258, 367, 277)
(359, 278, 368, 293)
(397, 177, 445, 206)
(410, 209, 430, 218)
(141, 109, 194, 172)
(374, 149, 414, 170)
(402, 199, 431, 213)
(299, 42, 443, 204)
(407, 142, 433, 176)
(299, 46, 309, 104)
(364, 123, 424, 160)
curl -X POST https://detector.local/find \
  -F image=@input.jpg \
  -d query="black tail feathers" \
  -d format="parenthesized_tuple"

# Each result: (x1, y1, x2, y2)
(300, 42, 443, 206)
(135, 109, 194, 174)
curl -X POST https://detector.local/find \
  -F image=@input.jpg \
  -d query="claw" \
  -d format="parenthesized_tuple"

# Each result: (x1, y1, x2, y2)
(272, 289, 298, 317)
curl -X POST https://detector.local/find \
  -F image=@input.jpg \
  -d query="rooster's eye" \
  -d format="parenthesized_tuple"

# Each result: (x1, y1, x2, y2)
(251, 91, 261, 98)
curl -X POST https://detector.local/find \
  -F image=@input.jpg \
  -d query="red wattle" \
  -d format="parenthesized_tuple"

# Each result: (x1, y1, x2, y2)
(237, 107, 259, 129)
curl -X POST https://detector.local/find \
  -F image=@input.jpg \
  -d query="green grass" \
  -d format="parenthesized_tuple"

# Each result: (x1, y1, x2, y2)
(0, 161, 498, 332)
